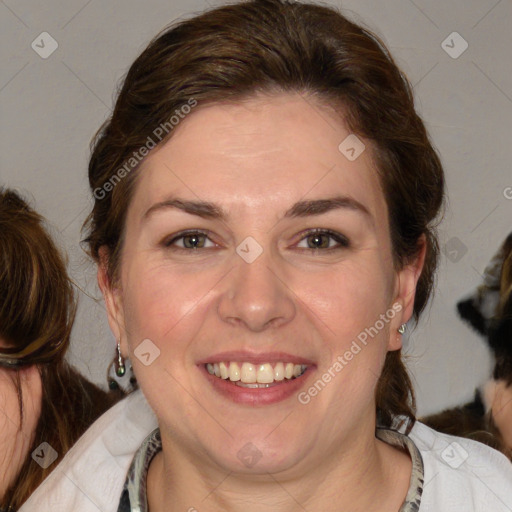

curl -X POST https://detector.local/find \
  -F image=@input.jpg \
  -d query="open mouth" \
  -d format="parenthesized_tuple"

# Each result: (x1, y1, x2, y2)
(205, 361, 308, 388)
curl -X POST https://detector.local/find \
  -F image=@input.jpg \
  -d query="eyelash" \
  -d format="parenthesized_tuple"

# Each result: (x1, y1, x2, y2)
(162, 228, 350, 252)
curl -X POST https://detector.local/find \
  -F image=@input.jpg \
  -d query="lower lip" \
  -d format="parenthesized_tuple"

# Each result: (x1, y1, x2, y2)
(199, 365, 314, 406)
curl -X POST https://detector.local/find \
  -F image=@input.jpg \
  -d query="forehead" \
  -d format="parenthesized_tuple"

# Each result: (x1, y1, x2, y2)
(131, 93, 387, 223)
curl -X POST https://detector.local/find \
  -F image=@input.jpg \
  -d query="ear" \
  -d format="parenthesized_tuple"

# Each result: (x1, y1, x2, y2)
(388, 235, 427, 351)
(97, 246, 128, 356)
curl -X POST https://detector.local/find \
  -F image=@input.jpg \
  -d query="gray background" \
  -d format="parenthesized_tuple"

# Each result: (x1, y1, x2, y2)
(1, 0, 511, 415)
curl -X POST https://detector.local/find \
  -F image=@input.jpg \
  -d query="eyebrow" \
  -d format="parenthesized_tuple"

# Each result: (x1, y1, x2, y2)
(143, 195, 371, 222)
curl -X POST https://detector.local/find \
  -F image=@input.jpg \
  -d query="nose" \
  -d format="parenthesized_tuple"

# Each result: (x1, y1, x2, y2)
(217, 248, 296, 332)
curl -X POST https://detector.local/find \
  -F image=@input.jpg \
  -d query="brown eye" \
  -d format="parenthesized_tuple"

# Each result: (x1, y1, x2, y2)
(306, 233, 330, 249)
(181, 233, 207, 248)
(163, 230, 215, 250)
(297, 229, 350, 251)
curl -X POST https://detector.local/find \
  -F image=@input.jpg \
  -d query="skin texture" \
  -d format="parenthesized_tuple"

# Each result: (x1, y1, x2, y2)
(0, 358, 42, 499)
(484, 380, 512, 449)
(99, 93, 425, 512)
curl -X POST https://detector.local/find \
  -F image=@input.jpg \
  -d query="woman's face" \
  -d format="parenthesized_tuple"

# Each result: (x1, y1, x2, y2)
(0, 353, 42, 497)
(102, 93, 422, 474)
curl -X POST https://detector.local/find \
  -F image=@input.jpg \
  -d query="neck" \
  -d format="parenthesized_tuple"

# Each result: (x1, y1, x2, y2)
(147, 422, 412, 512)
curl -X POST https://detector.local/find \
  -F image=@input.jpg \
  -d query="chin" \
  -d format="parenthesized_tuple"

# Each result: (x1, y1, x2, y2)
(203, 428, 313, 476)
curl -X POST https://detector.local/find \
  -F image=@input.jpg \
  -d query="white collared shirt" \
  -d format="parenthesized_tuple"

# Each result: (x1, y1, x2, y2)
(20, 390, 512, 512)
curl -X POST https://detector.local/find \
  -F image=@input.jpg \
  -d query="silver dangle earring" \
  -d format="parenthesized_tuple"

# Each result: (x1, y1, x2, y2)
(398, 323, 406, 335)
(116, 342, 126, 377)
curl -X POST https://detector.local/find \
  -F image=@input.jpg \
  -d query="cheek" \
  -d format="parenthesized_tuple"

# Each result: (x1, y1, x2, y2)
(21, 368, 42, 436)
(0, 372, 21, 432)
(300, 260, 393, 339)
(121, 249, 394, 344)
(298, 262, 393, 398)
(121, 260, 216, 337)
(119, 258, 228, 374)
(0, 368, 41, 452)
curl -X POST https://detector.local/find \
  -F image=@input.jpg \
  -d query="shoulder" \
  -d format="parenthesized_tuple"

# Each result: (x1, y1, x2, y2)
(19, 389, 157, 512)
(408, 421, 512, 511)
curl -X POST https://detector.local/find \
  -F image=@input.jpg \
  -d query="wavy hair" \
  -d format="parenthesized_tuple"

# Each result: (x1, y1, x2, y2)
(0, 188, 119, 509)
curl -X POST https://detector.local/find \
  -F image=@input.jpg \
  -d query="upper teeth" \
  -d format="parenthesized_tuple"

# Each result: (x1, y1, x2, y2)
(206, 362, 307, 384)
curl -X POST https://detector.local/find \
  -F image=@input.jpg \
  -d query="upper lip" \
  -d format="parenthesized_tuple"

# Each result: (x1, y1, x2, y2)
(197, 350, 315, 366)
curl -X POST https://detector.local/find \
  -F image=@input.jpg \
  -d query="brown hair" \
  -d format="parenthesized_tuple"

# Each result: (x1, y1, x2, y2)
(0, 188, 119, 509)
(490, 236, 512, 385)
(83, 0, 445, 432)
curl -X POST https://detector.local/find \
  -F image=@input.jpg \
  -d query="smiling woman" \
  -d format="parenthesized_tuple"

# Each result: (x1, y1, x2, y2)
(19, 0, 512, 511)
